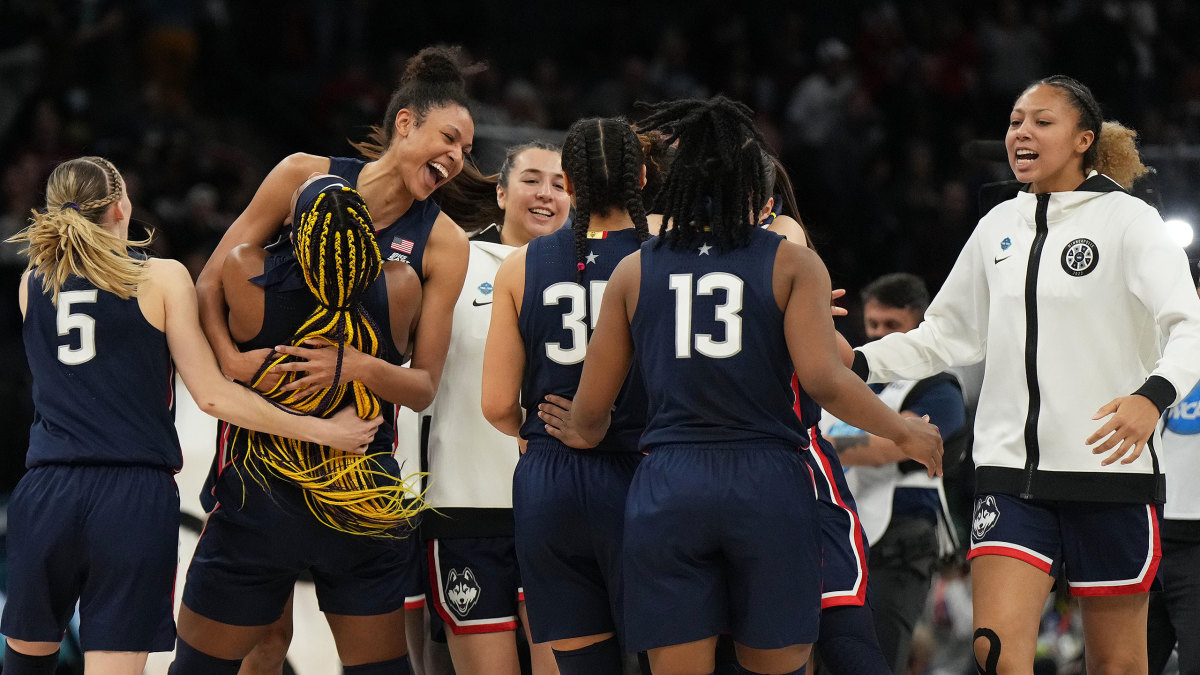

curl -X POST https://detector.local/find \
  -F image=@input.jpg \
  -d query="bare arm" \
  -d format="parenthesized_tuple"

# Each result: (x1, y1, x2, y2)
(779, 243, 943, 476)
(196, 153, 329, 382)
(481, 248, 527, 436)
(402, 212, 469, 410)
(540, 252, 640, 449)
(152, 258, 381, 452)
(269, 262, 433, 409)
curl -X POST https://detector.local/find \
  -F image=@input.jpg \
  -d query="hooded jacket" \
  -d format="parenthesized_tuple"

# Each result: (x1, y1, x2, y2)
(854, 174, 1200, 503)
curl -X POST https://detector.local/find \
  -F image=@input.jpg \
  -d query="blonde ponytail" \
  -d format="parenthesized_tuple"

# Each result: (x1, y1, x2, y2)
(1091, 121, 1149, 190)
(5, 157, 150, 304)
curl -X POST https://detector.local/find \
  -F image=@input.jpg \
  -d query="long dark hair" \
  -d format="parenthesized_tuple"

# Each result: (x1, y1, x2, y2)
(560, 118, 651, 280)
(636, 96, 769, 251)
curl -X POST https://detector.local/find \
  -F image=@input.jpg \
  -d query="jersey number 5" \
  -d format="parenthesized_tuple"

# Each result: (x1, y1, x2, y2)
(57, 290, 98, 365)
(669, 273, 743, 359)
(543, 280, 608, 365)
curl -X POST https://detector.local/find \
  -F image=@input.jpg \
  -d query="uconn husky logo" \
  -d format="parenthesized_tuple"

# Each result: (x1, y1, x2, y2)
(972, 496, 1001, 540)
(445, 568, 481, 617)
(1060, 238, 1099, 276)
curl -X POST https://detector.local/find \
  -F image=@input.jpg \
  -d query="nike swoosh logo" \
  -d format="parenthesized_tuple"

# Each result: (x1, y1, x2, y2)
(994, 255, 1011, 264)
(472, 299, 493, 307)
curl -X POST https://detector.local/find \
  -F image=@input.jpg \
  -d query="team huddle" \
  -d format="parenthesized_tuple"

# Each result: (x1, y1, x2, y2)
(4, 43, 1200, 675)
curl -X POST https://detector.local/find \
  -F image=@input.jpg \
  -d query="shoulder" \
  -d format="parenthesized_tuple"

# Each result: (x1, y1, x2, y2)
(144, 257, 191, 285)
(277, 152, 331, 176)
(429, 211, 469, 247)
(383, 259, 421, 297)
(766, 215, 809, 247)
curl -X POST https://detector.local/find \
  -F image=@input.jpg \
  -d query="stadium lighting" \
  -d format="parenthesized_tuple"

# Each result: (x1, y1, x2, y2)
(1165, 219, 1194, 248)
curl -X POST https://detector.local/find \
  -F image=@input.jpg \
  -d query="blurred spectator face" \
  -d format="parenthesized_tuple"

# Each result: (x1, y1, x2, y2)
(1006, 84, 1092, 193)
(393, 104, 475, 200)
(864, 298, 921, 339)
(497, 148, 570, 244)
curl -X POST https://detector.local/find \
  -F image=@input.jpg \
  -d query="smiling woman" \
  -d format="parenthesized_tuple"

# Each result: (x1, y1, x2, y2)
(181, 44, 479, 675)
(853, 74, 1200, 675)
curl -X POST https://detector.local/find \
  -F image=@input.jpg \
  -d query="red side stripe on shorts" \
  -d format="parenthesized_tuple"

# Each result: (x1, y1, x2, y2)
(1069, 504, 1161, 597)
(808, 427, 869, 608)
(428, 540, 518, 635)
(966, 544, 1054, 574)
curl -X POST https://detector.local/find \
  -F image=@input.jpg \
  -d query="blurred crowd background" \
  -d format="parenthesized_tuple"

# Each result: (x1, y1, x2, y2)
(4, 2, 1200, 672)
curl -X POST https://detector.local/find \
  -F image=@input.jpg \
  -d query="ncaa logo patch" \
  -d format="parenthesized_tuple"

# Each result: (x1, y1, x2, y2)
(1166, 381, 1200, 435)
(1060, 238, 1099, 276)
(972, 495, 1000, 541)
(445, 567, 481, 617)
(1000, 237, 1012, 251)
(478, 281, 493, 295)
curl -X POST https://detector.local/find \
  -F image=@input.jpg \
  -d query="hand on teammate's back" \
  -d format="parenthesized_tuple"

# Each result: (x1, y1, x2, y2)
(895, 414, 943, 478)
(538, 394, 599, 449)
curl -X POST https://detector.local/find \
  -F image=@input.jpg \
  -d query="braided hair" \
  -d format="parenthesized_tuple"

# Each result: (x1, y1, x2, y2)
(8, 156, 152, 304)
(352, 45, 484, 160)
(636, 96, 769, 252)
(560, 118, 651, 281)
(240, 183, 421, 538)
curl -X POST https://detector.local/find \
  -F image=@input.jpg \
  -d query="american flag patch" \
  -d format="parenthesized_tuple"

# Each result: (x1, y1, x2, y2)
(391, 238, 415, 254)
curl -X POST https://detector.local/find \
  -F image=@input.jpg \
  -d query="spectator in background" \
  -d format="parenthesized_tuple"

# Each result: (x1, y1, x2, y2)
(822, 272, 965, 674)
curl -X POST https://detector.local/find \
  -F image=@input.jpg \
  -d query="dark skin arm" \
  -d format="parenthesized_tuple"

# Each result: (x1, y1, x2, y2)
(777, 241, 943, 477)
(269, 261, 427, 409)
(197, 153, 331, 382)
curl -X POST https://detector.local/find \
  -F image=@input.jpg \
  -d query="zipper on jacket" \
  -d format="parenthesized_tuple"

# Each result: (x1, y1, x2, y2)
(1021, 193, 1050, 499)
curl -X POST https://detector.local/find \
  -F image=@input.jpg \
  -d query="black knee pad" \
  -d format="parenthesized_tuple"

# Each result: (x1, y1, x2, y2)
(2, 644, 59, 675)
(552, 636, 622, 675)
(343, 655, 411, 674)
(169, 638, 243, 675)
(973, 627, 1001, 675)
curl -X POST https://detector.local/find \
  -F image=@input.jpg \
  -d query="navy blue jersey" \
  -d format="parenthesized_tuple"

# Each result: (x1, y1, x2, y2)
(632, 227, 807, 449)
(203, 251, 403, 508)
(23, 273, 180, 469)
(328, 156, 441, 282)
(518, 227, 647, 453)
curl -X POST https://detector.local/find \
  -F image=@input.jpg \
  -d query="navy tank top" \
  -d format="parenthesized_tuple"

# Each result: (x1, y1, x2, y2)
(203, 251, 404, 508)
(23, 272, 180, 469)
(518, 226, 647, 453)
(328, 156, 442, 283)
(632, 227, 807, 449)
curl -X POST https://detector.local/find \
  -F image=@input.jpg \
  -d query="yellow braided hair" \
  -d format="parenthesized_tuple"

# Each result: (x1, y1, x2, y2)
(235, 183, 423, 537)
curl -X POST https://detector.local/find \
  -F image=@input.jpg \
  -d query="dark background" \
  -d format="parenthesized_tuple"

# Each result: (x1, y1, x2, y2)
(3, 0, 1200, 491)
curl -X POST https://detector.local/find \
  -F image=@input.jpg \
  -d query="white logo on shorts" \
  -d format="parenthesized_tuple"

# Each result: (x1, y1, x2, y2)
(445, 567, 481, 617)
(972, 495, 1001, 541)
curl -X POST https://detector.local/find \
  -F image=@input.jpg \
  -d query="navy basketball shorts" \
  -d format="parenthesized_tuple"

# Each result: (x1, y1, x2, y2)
(623, 441, 822, 652)
(182, 474, 417, 625)
(405, 532, 430, 611)
(803, 429, 871, 608)
(513, 437, 641, 644)
(427, 537, 524, 635)
(1, 464, 179, 652)
(967, 493, 1161, 596)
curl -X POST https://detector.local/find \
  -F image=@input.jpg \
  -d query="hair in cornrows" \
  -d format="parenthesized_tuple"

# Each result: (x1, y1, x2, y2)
(8, 156, 152, 304)
(351, 45, 484, 160)
(560, 117, 650, 282)
(636, 96, 769, 252)
(238, 187, 421, 538)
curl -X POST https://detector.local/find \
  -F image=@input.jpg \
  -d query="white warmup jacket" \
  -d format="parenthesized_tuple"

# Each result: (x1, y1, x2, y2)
(855, 174, 1200, 503)
(1161, 380, 1200, 522)
(400, 225, 523, 538)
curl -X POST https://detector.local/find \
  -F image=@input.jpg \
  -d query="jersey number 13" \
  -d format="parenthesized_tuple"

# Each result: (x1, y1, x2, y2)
(669, 273, 743, 359)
